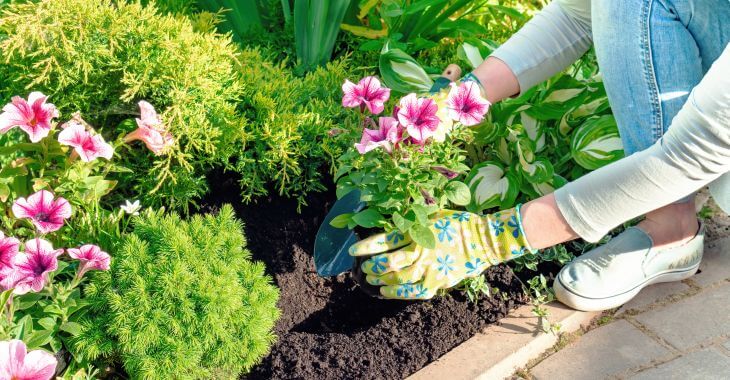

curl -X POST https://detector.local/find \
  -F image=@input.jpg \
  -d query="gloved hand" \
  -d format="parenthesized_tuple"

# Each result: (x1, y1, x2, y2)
(349, 206, 535, 299)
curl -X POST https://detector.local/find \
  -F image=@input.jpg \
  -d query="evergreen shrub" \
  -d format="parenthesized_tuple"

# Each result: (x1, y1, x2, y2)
(236, 48, 364, 206)
(74, 205, 280, 378)
(0, 0, 245, 208)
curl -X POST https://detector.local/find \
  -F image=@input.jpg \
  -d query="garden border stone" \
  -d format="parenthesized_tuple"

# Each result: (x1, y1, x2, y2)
(407, 302, 599, 380)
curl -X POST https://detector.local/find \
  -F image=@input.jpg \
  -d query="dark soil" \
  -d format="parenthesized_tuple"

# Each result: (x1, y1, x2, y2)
(203, 172, 530, 380)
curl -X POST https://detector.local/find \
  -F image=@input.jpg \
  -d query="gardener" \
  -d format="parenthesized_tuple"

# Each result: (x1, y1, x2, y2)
(350, 0, 729, 311)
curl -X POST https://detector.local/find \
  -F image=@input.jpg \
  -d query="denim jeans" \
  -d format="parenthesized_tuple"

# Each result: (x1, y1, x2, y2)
(592, 0, 730, 155)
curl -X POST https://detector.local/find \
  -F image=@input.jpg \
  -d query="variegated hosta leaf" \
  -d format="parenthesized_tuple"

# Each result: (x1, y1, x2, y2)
(466, 162, 519, 211)
(571, 115, 624, 170)
(560, 96, 610, 136)
(543, 88, 585, 103)
(508, 109, 546, 153)
(473, 119, 501, 144)
(379, 42, 433, 93)
(456, 38, 498, 69)
(518, 156, 554, 184)
(531, 174, 568, 196)
(495, 138, 512, 165)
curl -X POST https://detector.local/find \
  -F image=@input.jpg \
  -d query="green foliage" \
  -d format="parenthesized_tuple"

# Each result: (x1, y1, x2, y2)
(235, 48, 364, 206)
(342, 0, 488, 54)
(0, 0, 244, 209)
(74, 205, 280, 379)
(294, 0, 351, 71)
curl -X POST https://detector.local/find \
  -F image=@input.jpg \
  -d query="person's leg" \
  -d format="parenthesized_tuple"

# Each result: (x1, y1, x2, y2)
(520, 43, 730, 310)
(589, 0, 730, 248)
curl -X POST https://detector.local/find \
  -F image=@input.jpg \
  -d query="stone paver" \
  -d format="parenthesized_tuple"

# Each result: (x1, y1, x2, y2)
(693, 237, 730, 288)
(407, 302, 598, 380)
(531, 320, 670, 380)
(635, 283, 730, 350)
(724, 340, 730, 352)
(616, 281, 691, 315)
(629, 348, 730, 380)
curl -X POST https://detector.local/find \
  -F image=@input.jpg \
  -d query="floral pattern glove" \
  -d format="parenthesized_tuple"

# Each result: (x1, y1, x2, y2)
(349, 207, 535, 300)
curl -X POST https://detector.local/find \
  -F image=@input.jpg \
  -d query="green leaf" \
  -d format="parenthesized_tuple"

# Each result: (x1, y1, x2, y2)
(411, 204, 429, 224)
(444, 181, 470, 206)
(0, 289, 12, 309)
(38, 317, 57, 331)
(60, 322, 84, 336)
(14, 315, 33, 340)
(14, 293, 42, 311)
(393, 211, 415, 233)
(352, 208, 384, 228)
(409, 224, 436, 249)
(24, 329, 54, 349)
(329, 213, 353, 228)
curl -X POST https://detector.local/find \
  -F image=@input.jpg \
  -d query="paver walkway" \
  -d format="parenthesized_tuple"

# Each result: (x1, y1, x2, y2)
(527, 235, 730, 380)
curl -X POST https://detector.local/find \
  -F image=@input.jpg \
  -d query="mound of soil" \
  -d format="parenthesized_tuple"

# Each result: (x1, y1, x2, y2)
(203, 173, 529, 380)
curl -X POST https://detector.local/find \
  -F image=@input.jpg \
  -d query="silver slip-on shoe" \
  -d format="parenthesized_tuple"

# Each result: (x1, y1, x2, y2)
(554, 224, 704, 311)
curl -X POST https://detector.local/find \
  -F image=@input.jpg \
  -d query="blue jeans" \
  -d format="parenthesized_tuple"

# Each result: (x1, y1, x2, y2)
(592, 0, 730, 155)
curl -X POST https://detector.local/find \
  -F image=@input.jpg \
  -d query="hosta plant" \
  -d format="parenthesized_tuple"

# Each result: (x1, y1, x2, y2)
(74, 205, 280, 379)
(332, 76, 490, 248)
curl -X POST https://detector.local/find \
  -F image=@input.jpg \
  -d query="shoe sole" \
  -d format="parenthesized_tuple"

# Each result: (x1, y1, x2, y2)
(554, 263, 700, 312)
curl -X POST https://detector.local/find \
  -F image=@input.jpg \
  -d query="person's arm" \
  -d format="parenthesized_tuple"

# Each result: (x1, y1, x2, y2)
(472, 0, 593, 102)
(523, 44, 730, 246)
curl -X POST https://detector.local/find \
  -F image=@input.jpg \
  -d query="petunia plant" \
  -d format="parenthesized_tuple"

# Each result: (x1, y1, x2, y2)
(0, 92, 155, 376)
(333, 77, 489, 248)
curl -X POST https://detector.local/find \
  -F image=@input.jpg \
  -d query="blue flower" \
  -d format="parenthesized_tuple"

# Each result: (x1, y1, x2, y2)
(387, 231, 406, 244)
(470, 243, 477, 250)
(490, 220, 505, 236)
(507, 215, 521, 238)
(465, 258, 486, 275)
(452, 212, 470, 222)
(437, 255, 455, 276)
(397, 283, 414, 298)
(414, 284, 429, 299)
(434, 219, 455, 242)
(511, 247, 525, 257)
(368, 256, 387, 274)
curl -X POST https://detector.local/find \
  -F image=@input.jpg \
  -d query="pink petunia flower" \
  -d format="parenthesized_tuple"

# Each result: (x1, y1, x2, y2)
(123, 101, 174, 155)
(2, 238, 63, 295)
(67, 244, 111, 279)
(397, 94, 440, 144)
(12, 190, 72, 234)
(0, 339, 57, 380)
(342, 76, 391, 114)
(0, 92, 59, 143)
(355, 117, 403, 154)
(0, 232, 20, 289)
(58, 123, 114, 162)
(0, 231, 19, 269)
(446, 81, 490, 126)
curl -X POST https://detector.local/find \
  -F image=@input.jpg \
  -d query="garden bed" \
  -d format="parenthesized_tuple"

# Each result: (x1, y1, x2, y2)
(202, 172, 530, 379)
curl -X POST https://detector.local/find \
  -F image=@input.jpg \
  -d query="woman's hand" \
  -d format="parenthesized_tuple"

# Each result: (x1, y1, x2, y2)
(349, 207, 535, 299)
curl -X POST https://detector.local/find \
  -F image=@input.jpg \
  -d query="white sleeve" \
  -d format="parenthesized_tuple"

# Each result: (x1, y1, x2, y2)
(490, 0, 592, 94)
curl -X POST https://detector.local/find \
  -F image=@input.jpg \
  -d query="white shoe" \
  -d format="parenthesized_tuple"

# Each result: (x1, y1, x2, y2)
(554, 225, 704, 311)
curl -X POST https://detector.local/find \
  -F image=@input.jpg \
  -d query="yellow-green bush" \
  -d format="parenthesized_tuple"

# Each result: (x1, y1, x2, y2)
(74, 205, 280, 378)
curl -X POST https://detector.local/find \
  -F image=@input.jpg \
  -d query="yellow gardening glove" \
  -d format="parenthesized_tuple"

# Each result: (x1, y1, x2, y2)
(349, 207, 535, 300)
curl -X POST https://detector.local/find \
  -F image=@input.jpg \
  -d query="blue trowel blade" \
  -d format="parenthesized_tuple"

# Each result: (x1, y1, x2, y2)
(314, 189, 365, 276)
